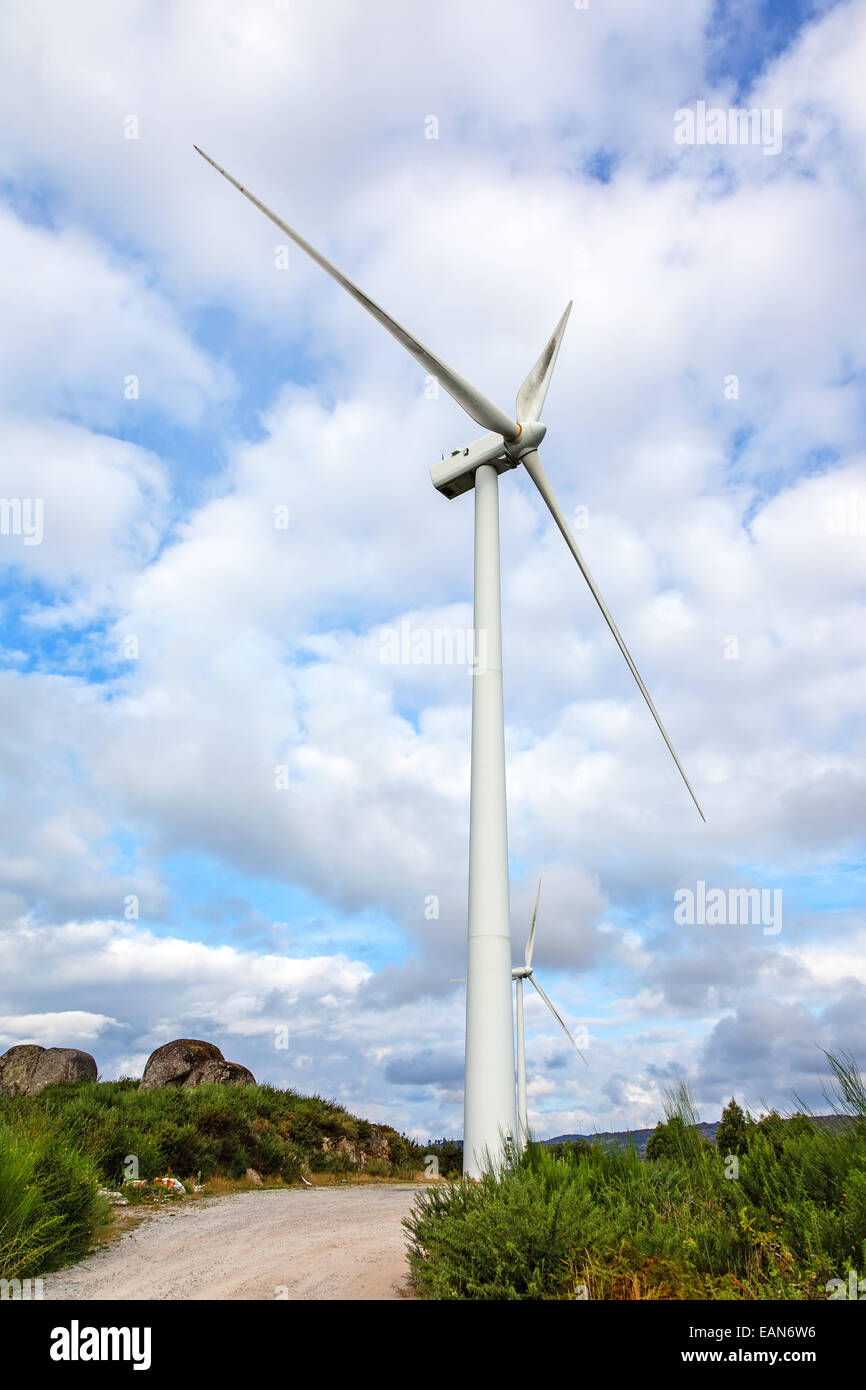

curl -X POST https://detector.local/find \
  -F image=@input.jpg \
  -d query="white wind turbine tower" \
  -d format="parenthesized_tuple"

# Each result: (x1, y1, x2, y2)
(193, 147, 704, 1180)
(513, 880, 588, 1148)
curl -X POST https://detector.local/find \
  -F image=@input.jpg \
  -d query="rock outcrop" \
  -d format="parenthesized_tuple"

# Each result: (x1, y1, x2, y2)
(321, 1125, 392, 1168)
(0, 1044, 98, 1097)
(140, 1039, 255, 1091)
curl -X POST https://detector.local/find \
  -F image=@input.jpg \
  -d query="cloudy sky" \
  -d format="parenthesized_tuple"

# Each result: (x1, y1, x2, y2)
(0, 0, 863, 1141)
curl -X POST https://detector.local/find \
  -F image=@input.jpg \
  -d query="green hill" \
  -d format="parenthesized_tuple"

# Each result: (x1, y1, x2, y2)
(0, 1077, 424, 1281)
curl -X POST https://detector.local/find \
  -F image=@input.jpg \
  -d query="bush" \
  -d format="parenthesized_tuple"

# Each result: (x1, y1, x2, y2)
(364, 1158, 390, 1178)
(229, 1146, 250, 1179)
(279, 1143, 305, 1184)
(425, 1139, 463, 1178)
(0, 1122, 105, 1280)
(406, 1054, 866, 1300)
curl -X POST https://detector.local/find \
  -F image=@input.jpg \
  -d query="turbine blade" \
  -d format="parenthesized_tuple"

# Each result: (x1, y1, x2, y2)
(193, 147, 518, 441)
(528, 975, 588, 1065)
(525, 878, 542, 969)
(516, 302, 572, 423)
(520, 448, 705, 822)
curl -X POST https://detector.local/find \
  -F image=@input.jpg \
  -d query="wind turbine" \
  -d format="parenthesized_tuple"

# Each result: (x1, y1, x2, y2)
(513, 880, 588, 1148)
(193, 146, 704, 1180)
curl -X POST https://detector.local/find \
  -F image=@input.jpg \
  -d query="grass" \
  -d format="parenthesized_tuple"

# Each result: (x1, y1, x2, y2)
(404, 1051, 866, 1300)
(0, 1122, 107, 1280)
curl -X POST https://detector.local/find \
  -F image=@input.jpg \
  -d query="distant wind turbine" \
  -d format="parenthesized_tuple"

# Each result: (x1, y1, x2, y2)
(513, 880, 588, 1146)
(193, 146, 704, 1179)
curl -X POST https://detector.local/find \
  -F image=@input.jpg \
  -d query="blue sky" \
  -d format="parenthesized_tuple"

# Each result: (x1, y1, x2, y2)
(0, 0, 864, 1139)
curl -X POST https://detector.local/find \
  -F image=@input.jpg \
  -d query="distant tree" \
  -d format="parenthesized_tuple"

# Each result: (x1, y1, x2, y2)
(786, 1111, 816, 1139)
(645, 1114, 686, 1161)
(754, 1109, 786, 1156)
(425, 1138, 463, 1178)
(749, 1109, 815, 1156)
(716, 1098, 748, 1157)
(547, 1139, 592, 1162)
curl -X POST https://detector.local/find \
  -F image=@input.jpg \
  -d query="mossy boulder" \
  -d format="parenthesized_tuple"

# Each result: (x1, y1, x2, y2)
(0, 1044, 97, 1096)
(140, 1039, 255, 1090)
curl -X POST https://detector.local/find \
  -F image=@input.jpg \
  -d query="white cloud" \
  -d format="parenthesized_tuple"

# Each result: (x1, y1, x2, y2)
(0, 207, 231, 429)
(0, 1010, 122, 1047)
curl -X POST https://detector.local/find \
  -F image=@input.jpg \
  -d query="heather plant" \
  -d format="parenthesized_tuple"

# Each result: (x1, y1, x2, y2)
(406, 1052, 866, 1300)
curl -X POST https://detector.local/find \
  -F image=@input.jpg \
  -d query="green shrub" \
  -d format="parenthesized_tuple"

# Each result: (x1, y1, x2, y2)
(0, 1122, 104, 1280)
(406, 1054, 866, 1301)
(229, 1145, 250, 1179)
(279, 1143, 305, 1184)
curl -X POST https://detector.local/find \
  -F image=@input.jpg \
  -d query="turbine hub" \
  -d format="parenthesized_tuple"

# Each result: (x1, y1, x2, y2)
(504, 419, 547, 462)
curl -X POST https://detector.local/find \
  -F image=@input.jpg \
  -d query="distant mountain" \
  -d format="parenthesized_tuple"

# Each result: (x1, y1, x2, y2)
(545, 1122, 719, 1157)
(546, 1115, 847, 1158)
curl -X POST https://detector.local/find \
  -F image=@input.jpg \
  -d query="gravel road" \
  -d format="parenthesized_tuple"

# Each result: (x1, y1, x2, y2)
(44, 1185, 424, 1301)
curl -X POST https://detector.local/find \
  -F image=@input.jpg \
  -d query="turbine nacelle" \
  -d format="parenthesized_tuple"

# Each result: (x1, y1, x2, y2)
(430, 420, 547, 500)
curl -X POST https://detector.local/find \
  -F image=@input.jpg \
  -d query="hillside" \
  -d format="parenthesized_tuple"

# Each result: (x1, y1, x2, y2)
(547, 1121, 720, 1156)
(0, 1077, 427, 1281)
(547, 1115, 847, 1157)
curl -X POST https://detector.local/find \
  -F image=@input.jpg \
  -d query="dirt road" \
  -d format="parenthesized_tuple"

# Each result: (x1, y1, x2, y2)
(44, 1185, 424, 1301)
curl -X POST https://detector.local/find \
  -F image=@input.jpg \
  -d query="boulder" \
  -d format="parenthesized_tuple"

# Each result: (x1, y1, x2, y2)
(140, 1039, 255, 1091)
(244, 1168, 263, 1186)
(0, 1044, 43, 1096)
(32, 1047, 97, 1092)
(185, 1058, 256, 1088)
(0, 1044, 97, 1097)
(140, 1039, 221, 1090)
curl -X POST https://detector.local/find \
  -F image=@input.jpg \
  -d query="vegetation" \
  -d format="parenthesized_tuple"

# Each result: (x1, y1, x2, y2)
(0, 1123, 107, 1281)
(424, 1138, 464, 1179)
(6, 1051, 864, 1298)
(405, 1051, 866, 1300)
(715, 1096, 749, 1157)
(0, 1078, 421, 1279)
